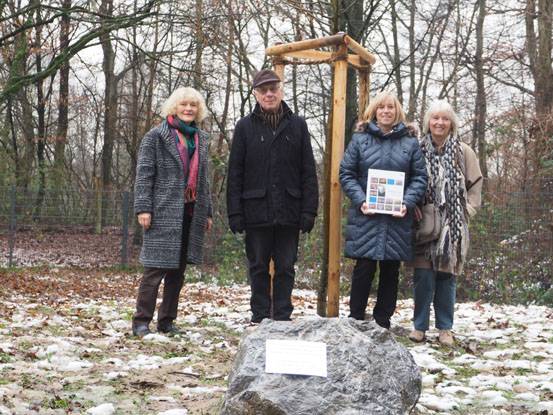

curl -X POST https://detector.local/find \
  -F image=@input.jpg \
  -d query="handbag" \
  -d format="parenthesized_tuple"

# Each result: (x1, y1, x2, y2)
(415, 203, 441, 245)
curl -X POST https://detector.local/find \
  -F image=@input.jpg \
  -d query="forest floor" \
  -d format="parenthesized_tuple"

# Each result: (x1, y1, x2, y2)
(0, 237, 553, 414)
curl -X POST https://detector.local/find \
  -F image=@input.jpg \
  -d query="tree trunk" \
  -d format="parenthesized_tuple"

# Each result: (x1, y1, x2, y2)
(53, 0, 71, 191)
(344, 0, 363, 141)
(100, 0, 117, 227)
(407, 0, 416, 119)
(34, 3, 47, 219)
(390, 0, 403, 104)
(473, 0, 488, 181)
(525, 0, 553, 177)
(193, 0, 203, 90)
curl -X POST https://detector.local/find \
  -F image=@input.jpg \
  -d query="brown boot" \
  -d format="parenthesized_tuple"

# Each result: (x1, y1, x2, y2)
(439, 330, 454, 346)
(408, 330, 426, 343)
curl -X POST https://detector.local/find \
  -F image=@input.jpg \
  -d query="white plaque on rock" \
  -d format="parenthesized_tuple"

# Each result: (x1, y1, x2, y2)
(265, 339, 327, 377)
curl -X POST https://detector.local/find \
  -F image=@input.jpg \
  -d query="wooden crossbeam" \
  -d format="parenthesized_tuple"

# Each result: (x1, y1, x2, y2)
(266, 33, 346, 56)
(344, 35, 376, 65)
(278, 50, 371, 70)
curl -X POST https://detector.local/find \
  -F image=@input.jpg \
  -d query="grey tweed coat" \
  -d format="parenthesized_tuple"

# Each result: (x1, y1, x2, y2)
(134, 120, 212, 268)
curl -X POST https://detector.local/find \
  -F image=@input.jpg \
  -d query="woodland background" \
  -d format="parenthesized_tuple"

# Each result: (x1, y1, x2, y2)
(0, 0, 552, 306)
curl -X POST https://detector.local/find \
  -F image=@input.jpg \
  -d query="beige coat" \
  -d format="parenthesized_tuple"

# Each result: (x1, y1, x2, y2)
(411, 142, 483, 273)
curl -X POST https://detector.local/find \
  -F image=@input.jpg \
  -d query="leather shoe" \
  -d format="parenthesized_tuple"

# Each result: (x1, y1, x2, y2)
(157, 323, 182, 335)
(408, 329, 426, 343)
(132, 324, 151, 337)
(439, 330, 454, 346)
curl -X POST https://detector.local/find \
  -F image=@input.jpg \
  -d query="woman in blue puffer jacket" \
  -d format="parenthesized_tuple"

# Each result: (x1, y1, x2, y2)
(339, 91, 427, 328)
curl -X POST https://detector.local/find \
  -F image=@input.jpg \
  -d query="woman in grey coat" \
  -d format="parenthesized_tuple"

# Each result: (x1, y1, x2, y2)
(340, 91, 427, 329)
(132, 87, 212, 337)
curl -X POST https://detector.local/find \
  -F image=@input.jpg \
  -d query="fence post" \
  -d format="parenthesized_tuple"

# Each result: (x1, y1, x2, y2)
(121, 191, 129, 267)
(8, 185, 16, 267)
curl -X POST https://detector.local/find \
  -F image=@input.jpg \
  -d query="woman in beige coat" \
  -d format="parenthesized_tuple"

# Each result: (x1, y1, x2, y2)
(409, 100, 483, 346)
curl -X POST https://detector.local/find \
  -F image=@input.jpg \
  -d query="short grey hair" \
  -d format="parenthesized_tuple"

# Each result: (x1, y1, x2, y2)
(422, 99, 459, 137)
(160, 87, 207, 122)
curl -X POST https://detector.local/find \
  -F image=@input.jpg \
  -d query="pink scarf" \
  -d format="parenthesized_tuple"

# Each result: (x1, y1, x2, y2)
(167, 115, 200, 203)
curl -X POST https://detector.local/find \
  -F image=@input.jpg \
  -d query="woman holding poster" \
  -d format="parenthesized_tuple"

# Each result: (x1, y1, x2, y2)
(408, 100, 482, 346)
(339, 91, 427, 329)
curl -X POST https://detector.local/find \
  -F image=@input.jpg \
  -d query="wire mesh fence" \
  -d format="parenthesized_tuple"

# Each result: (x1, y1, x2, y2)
(1, 180, 551, 303)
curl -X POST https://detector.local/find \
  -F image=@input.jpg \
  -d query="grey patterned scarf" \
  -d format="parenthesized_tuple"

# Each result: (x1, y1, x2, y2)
(421, 133, 469, 274)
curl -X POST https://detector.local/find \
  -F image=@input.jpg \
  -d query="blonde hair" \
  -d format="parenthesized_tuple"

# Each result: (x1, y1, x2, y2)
(360, 91, 406, 128)
(422, 99, 459, 137)
(160, 87, 207, 122)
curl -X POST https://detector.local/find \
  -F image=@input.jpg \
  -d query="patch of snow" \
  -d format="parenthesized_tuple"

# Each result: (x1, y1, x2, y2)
(421, 374, 437, 387)
(482, 349, 519, 359)
(166, 356, 191, 365)
(437, 385, 476, 396)
(148, 396, 176, 402)
(451, 354, 477, 364)
(183, 315, 198, 325)
(103, 357, 124, 366)
(109, 320, 128, 330)
(144, 333, 171, 343)
(479, 390, 508, 406)
(537, 401, 553, 412)
(87, 403, 115, 415)
(418, 393, 459, 411)
(538, 382, 553, 392)
(157, 410, 188, 415)
(502, 360, 532, 370)
(127, 354, 164, 370)
(104, 371, 128, 380)
(409, 351, 448, 372)
(515, 392, 539, 401)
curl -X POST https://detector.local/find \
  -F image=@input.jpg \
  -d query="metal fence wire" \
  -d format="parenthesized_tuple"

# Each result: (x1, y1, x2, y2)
(0, 181, 552, 303)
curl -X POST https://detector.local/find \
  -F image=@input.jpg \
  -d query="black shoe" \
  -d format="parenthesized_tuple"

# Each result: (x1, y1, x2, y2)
(132, 324, 151, 337)
(157, 323, 181, 335)
(375, 319, 390, 329)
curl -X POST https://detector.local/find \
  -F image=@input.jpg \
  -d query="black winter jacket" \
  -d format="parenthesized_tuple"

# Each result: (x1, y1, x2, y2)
(227, 102, 318, 228)
(340, 121, 427, 261)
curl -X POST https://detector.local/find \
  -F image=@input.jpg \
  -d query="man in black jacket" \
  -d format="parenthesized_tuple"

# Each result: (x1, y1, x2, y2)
(227, 69, 319, 323)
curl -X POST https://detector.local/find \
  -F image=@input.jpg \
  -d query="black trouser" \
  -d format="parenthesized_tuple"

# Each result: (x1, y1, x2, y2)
(349, 259, 400, 329)
(133, 214, 191, 329)
(245, 225, 300, 322)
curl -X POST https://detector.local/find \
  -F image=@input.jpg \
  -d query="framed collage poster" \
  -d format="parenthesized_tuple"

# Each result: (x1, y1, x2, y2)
(366, 169, 405, 215)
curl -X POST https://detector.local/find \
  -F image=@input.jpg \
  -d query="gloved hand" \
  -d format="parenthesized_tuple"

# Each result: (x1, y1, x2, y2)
(229, 214, 245, 234)
(300, 213, 315, 233)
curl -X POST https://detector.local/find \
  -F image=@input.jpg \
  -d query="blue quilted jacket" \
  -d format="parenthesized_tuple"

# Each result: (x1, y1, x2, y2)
(339, 122, 427, 260)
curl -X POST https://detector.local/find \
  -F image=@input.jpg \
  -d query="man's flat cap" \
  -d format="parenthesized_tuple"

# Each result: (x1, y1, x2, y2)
(252, 69, 281, 88)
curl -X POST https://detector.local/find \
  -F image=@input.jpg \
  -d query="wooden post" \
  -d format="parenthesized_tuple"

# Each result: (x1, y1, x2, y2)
(326, 45, 348, 317)
(272, 56, 285, 83)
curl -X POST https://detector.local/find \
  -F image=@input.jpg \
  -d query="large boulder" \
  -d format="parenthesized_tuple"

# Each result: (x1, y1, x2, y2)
(221, 317, 421, 415)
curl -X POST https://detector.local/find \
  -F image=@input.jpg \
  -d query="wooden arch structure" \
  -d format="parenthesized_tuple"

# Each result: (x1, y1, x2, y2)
(265, 32, 376, 317)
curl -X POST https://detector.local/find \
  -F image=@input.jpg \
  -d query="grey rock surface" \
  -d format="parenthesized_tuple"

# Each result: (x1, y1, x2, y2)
(221, 317, 421, 415)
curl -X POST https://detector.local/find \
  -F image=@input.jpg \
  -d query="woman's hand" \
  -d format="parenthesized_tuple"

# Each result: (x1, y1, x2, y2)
(392, 204, 407, 218)
(206, 217, 213, 231)
(360, 202, 376, 215)
(138, 213, 151, 230)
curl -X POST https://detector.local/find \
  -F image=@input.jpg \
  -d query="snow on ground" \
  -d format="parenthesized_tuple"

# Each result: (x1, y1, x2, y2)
(0, 269, 552, 414)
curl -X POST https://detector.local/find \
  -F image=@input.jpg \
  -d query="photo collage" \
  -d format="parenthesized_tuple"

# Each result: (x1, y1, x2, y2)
(366, 169, 405, 215)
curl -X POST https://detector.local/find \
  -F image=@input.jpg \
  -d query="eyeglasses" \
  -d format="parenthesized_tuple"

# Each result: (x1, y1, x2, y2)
(254, 84, 281, 95)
